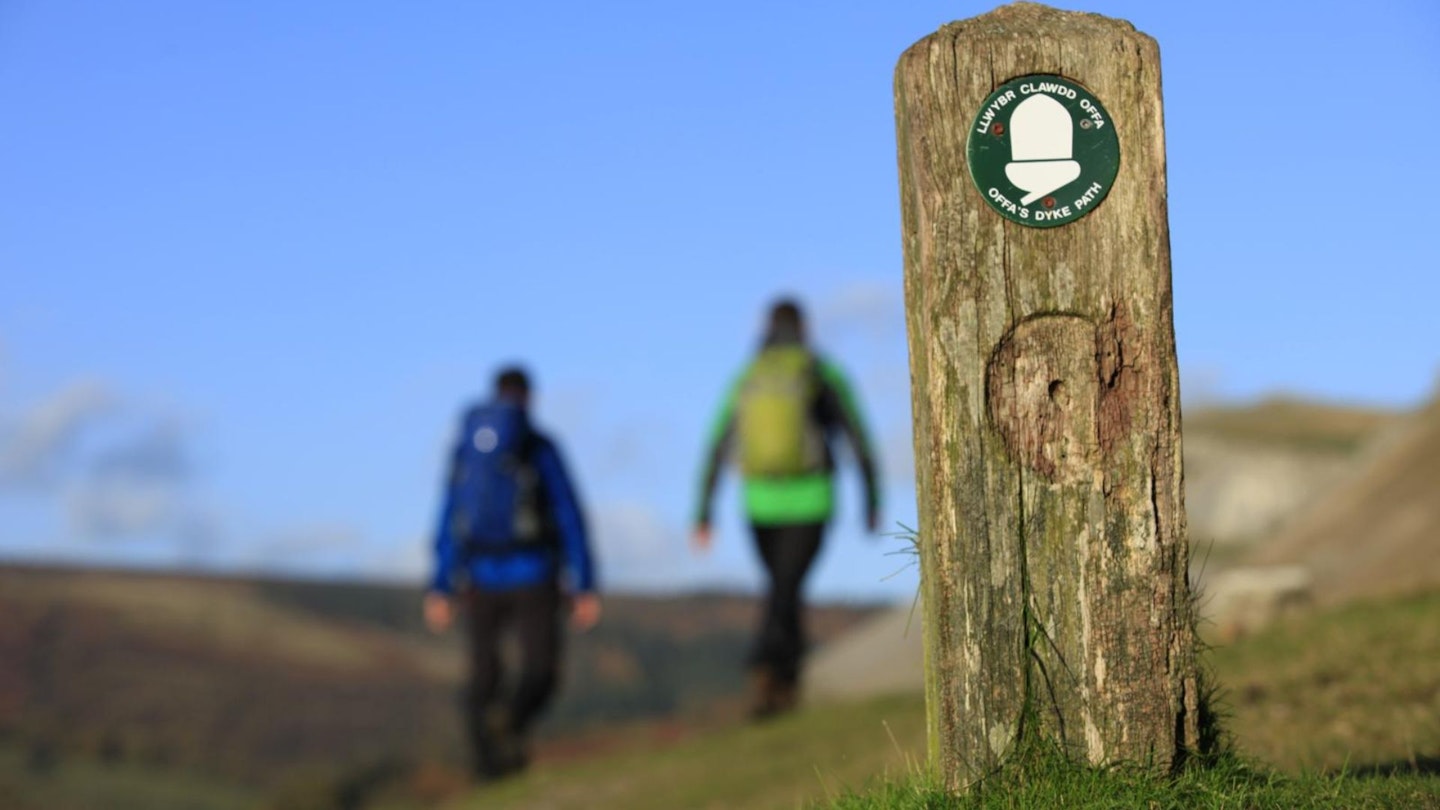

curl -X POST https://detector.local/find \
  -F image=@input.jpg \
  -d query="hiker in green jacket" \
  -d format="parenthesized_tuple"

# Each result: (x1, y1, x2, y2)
(692, 298, 882, 718)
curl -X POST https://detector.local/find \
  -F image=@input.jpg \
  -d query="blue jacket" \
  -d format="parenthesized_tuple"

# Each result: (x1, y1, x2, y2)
(429, 406, 596, 595)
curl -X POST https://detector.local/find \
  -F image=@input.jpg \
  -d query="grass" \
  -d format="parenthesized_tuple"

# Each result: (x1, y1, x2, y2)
(826, 753, 1440, 809)
(827, 589, 1440, 809)
(1208, 588, 1440, 773)
(447, 694, 928, 810)
(439, 589, 1440, 810)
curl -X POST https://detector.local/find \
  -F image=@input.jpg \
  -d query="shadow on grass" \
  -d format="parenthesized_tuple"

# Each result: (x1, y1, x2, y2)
(1340, 754, 1440, 778)
(267, 757, 472, 810)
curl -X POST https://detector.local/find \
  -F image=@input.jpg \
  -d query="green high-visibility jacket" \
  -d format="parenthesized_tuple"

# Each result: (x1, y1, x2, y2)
(694, 343, 881, 528)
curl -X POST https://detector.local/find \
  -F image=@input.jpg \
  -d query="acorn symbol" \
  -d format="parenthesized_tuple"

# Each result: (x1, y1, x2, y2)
(1004, 94, 1082, 206)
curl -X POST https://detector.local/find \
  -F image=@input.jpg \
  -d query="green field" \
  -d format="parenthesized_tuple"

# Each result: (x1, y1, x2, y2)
(827, 755, 1440, 810)
(1209, 589, 1440, 774)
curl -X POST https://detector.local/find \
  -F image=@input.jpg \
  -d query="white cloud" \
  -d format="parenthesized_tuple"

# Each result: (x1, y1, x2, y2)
(91, 419, 190, 480)
(66, 478, 178, 536)
(255, 523, 364, 556)
(63, 419, 200, 541)
(0, 378, 223, 553)
(246, 523, 369, 576)
(0, 380, 116, 487)
(592, 500, 678, 564)
(366, 536, 432, 584)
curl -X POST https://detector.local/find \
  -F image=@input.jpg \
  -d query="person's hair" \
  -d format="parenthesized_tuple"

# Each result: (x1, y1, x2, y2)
(494, 366, 531, 401)
(765, 297, 806, 343)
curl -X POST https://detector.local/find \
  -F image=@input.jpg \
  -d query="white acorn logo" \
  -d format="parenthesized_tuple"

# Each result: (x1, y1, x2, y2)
(1004, 94, 1082, 205)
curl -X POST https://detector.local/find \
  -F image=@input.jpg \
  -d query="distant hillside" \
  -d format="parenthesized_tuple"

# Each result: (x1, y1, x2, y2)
(0, 565, 880, 800)
(1246, 394, 1440, 604)
(1, 566, 462, 786)
(1184, 396, 1399, 453)
(1181, 396, 1402, 550)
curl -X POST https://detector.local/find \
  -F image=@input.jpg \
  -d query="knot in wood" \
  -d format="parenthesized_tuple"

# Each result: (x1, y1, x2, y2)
(986, 314, 1100, 483)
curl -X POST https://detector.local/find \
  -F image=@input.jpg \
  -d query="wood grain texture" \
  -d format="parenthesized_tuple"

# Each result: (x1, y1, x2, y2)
(893, 2, 1204, 787)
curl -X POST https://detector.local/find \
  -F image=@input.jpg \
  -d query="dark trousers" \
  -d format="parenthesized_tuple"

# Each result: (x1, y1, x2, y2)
(749, 522, 825, 686)
(463, 583, 562, 764)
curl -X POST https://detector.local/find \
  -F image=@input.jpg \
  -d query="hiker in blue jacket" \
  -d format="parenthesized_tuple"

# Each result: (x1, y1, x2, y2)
(423, 366, 600, 780)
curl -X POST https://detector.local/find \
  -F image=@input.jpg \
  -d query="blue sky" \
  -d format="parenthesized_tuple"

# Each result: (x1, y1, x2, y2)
(2, 0, 1437, 601)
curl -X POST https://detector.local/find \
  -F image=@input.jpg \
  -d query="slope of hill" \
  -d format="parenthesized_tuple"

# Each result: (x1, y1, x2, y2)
(409, 589, 1440, 810)
(0, 566, 468, 788)
(1182, 397, 1399, 452)
(0, 564, 881, 805)
(1181, 396, 1401, 552)
(1245, 395, 1440, 604)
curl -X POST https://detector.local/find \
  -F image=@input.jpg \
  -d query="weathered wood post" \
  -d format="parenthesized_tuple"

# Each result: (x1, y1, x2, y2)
(894, 2, 1205, 787)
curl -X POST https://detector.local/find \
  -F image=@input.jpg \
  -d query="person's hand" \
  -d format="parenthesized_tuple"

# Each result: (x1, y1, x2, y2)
(571, 593, 602, 631)
(423, 592, 454, 634)
(691, 523, 713, 554)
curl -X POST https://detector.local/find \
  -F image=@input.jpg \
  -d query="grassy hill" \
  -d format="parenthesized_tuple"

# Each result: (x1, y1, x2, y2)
(462, 695, 926, 810)
(339, 588, 1440, 810)
(1181, 397, 1403, 559)
(0, 564, 880, 808)
(1209, 588, 1440, 774)
(825, 592, 1440, 809)
(2, 560, 1434, 808)
(1183, 396, 1400, 454)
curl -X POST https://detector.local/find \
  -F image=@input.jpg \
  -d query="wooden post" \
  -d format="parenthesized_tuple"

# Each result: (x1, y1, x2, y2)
(894, 2, 1206, 788)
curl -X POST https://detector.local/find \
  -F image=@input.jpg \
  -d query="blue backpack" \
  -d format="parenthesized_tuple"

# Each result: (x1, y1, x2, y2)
(446, 400, 552, 553)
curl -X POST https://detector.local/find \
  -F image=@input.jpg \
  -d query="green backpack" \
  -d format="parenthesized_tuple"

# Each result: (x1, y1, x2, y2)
(736, 346, 824, 477)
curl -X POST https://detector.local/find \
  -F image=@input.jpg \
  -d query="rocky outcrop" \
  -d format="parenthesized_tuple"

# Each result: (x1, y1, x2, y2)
(1247, 396, 1440, 606)
(1183, 436, 1353, 548)
(1199, 564, 1312, 641)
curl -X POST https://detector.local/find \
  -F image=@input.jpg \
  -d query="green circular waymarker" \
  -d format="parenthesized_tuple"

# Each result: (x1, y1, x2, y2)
(967, 74, 1119, 228)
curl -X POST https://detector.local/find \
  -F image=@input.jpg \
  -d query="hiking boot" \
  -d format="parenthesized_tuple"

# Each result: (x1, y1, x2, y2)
(749, 666, 794, 721)
(747, 666, 774, 720)
(472, 707, 528, 781)
(771, 679, 799, 715)
(488, 707, 529, 775)
(749, 663, 804, 721)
